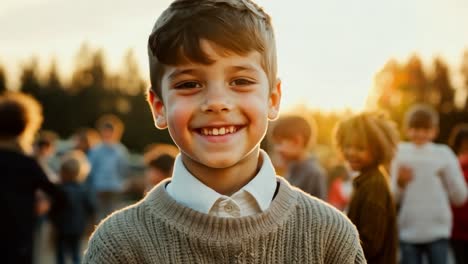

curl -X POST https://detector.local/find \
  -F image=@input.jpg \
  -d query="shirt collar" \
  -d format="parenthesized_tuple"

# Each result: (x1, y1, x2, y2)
(166, 149, 277, 214)
(241, 150, 277, 211)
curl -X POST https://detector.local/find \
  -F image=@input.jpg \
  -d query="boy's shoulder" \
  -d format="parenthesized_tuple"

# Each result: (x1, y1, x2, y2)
(83, 200, 148, 263)
(288, 182, 363, 261)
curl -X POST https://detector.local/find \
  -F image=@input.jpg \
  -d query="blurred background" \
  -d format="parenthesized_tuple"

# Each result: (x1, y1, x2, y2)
(1, 0, 468, 153)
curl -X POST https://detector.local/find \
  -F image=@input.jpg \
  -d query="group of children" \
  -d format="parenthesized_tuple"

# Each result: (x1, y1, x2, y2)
(2, 0, 468, 263)
(273, 108, 468, 264)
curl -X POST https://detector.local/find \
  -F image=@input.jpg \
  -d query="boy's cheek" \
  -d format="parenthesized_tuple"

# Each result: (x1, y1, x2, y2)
(166, 107, 191, 133)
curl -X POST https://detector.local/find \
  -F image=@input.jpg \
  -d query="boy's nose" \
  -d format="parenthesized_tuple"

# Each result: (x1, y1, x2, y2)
(200, 87, 233, 113)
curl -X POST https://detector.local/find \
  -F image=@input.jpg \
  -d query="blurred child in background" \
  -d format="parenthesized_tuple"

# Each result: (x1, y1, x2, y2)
(145, 154, 175, 190)
(87, 114, 128, 221)
(0, 92, 64, 264)
(448, 123, 468, 264)
(51, 150, 94, 264)
(391, 104, 468, 264)
(270, 115, 327, 200)
(33, 130, 60, 264)
(335, 112, 399, 264)
(143, 143, 178, 192)
(72, 127, 101, 155)
(34, 130, 59, 182)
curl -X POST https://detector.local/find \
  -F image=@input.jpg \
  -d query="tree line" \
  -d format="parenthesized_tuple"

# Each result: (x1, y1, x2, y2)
(1, 45, 467, 152)
(0, 43, 172, 152)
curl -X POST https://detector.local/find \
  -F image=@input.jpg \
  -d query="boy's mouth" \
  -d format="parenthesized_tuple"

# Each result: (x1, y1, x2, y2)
(196, 125, 242, 136)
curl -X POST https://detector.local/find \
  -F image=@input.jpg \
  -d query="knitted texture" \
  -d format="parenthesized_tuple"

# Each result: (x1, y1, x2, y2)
(83, 178, 366, 263)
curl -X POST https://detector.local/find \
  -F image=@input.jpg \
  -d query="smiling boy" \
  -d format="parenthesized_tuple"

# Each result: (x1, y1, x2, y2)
(83, 0, 365, 263)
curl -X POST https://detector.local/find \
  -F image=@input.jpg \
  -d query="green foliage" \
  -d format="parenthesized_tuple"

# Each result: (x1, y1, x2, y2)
(20, 58, 42, 98)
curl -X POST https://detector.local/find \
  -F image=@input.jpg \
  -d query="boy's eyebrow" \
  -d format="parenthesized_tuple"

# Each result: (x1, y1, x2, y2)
(167, 63, 262, 80)
(167, 68, 198, 80)
(228, 63, 262, 73)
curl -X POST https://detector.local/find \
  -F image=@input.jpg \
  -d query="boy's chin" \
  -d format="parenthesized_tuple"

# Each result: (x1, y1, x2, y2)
(185, 154, 240, 170)
(203, 159, 239, 169)
(206, 155, 255, 169)
(186, 149, 259, 170)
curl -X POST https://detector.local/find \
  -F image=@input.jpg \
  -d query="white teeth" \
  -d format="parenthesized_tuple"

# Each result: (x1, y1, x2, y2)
(200, 126, 238, 136)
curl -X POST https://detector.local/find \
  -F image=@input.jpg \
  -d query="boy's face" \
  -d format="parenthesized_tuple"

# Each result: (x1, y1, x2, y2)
(406, 127, 437, 146)
(149, 40, 281, 175)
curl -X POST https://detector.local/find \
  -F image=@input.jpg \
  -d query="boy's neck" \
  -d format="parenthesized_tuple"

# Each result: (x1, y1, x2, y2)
(182, 149, 262, 196)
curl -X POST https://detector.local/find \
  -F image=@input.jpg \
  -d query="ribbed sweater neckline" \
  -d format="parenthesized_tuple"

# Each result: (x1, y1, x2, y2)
(144, 177, 299, 241)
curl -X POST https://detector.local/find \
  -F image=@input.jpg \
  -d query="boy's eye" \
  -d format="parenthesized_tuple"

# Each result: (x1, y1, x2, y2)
(229, 78, 255, 86)
(174, 81, 202, 89)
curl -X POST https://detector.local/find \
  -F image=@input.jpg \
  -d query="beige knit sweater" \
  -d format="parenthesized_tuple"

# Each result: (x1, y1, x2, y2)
(83, 178, 366, 263)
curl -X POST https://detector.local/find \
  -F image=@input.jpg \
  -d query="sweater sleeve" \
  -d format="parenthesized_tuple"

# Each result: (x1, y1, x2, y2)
(83, 213, 136, 264)
(324, 207, 367, 264)
(441, 146, 468, 206)
(340, 224, 366, 264)
(83, 224, 122, 264)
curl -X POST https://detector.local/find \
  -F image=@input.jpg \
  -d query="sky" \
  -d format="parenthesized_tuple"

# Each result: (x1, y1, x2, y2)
(1, 0, 468, 112)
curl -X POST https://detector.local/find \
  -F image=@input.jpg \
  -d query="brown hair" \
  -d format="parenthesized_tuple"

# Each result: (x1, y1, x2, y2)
(271, 115, 315, 147)
(60, 150, 91, 183)
(143, 143, 179, 165)
(147, 0, 277, 99)
(404, 104, 439, 129)
(334, 112, 399, 167)
(148, 154, 176, 177)
(0, 92, 43, 140)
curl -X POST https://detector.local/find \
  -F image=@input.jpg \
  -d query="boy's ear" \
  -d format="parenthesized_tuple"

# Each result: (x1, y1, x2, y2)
(268, 78, 282, 121)
(148, 90, 167, 129)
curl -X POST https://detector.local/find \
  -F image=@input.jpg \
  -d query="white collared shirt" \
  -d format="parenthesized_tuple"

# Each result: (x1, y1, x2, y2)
(166, 150, 277, 217)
